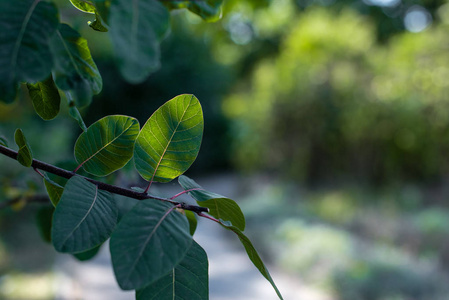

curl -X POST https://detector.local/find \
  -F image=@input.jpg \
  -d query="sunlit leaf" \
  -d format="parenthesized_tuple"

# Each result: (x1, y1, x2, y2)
(0, 0, 59, 103)
(219, 220, 284, 300)
(68, 1, 108, 32)
(27, 75, 61, 120)
(178, 175, 245, 231)
(185, 210, 198, 236)
(50, 23, 102, 107)
(74, 115, 139, 176)
(69, 0, 96, 13)
(52, 176, 118, 253)
(43, 177, 64, 207)
(14, 129, 33, 167)
(134, 94, 203, 183)
(136, 241, 208, 300)
(109, 0, 170, 83)
(110, 200, 192, 290)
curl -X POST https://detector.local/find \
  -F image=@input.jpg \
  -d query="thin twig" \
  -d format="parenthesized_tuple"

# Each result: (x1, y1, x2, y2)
(0, 145, 209, 213)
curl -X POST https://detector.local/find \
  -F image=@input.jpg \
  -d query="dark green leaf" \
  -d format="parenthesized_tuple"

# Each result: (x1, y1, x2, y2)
(185, 210, 198, 236)
(36, 206, 55, 243)
(109, 0, 170, 83)
(110, 200, 192, 290)
(14, 129, 33, 167)
(0, 0, 59, 103)
(88, 12, 108, 32)
(27, 76, 61, 120)
(136, 241, 208, 300)
(187, 0, 224, 22)
(68, 102, 88, 132)
(73, 244, 102, 261)
(178, 175, 245, 231)
(0, 137, 8, 147)
(134, 95, 203, 183)
(74, 115, 139, 176)
(219, 220, 284, 300)
(52, 176, 118, 253)
(50, 23, 102, 107)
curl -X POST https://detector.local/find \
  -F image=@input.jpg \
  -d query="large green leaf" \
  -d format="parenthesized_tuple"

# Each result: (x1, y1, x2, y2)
(74, 115, 139, 176)
(14, 129, 33, 167)
(178, 175, 245, 231)
(51, 176, 118, 253)
(27, 75, 61, 120)
(219, 220, 284, 300)
(110, 200, 192, 290)
(134, 95, 203, 183)
(187, 0, 224, 22)
(50, 23, 102, 107)
(0, 0, 59, 103)
(109, 0, 170, 83)
(135, 241, 208, 300)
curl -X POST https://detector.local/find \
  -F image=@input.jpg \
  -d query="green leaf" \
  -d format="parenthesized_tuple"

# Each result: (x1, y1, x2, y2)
(50, 23, 102, 108)
(110, 200, 192, 290)
(36, 206, 55, 244)
(185, 210, 198, 236)
(134, 95, 203, 183)
(14, 129, 33, 167)
(73, 244, 102, 261)
(88, 12, 108, 32)
(68, 101, 88, 132)
(43, 177, 64, 207)
(0, 0, 59, 103)
(69, 1, 108, 32)
(27, 76, 61, 120)
(187, 0, 224, 22)
(219, 220, 284, 300)
(136, 241, 208, 300)
(109, 0, 170, 83)
(69, 0, 97, 13)
(178, 175, 245, 231)
(51, 176, 118, 253)
(0, 137, 8, 147)
(74, 115, 140, 176)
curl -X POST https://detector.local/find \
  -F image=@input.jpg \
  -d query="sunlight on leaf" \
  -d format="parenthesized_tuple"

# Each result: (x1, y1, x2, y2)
(134, 94, 203, 183)
(74, 115, 139, 176)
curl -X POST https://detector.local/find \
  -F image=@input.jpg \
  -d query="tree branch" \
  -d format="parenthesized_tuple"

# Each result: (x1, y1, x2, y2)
(0, 145, 209, 213)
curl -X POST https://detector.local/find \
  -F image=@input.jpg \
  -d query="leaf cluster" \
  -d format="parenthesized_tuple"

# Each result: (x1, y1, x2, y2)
(0, 0, 283, 299)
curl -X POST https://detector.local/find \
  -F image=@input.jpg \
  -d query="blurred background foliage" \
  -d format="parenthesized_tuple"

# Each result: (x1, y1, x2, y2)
(2, 0, 449, 299)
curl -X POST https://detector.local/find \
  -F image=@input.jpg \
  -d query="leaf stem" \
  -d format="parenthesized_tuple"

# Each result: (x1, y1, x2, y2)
(0, 144, 208, 213)
(197, 212, 220, 223)
(170, 188, 202, 200)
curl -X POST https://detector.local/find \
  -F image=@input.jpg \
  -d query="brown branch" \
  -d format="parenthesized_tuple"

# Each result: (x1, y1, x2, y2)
(0, 144, 209, 213)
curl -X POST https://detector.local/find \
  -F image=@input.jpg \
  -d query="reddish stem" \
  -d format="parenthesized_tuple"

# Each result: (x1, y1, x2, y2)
(170, 188, 202, 200)
(198, 212, 220, 223)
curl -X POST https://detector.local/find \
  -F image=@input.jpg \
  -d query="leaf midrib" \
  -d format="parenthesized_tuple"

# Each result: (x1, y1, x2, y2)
(60, 184, 98, 248)
(124, 206, 175, 286)
(78, 120, 135, 169)
(150, 95, 193, 183)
